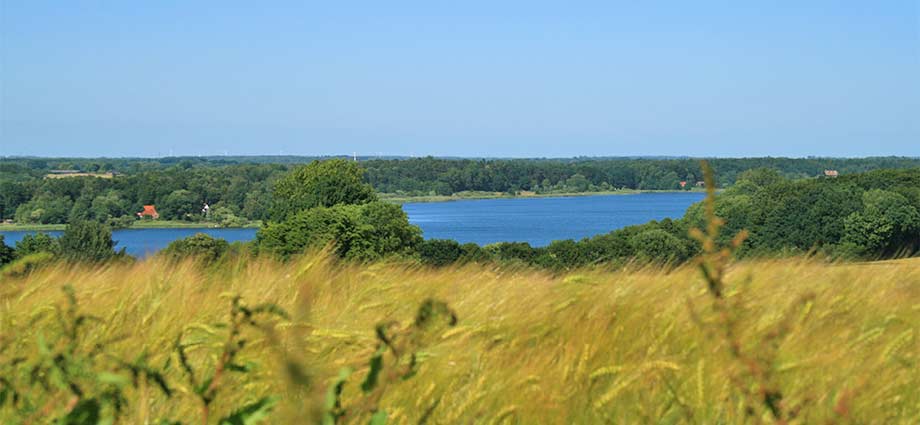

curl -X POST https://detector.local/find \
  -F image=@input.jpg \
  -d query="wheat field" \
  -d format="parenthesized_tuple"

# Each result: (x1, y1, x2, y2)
(1, 253, 918, 424)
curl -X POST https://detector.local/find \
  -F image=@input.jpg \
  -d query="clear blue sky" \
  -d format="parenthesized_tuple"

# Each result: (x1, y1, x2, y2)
(1, 1, 918, 157)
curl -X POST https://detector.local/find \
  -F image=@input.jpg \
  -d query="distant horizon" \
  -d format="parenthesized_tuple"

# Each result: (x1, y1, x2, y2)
(3, 153, 919, 161)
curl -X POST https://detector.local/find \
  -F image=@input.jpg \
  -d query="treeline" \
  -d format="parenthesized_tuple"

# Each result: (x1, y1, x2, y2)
(439, 167, 920, 268)
(1, 156, 919, 228)
(0, 161, 286, 224)
(2, 162, 918, 274)
(361, 156, 920, 195)
(252, 163, 920, 268)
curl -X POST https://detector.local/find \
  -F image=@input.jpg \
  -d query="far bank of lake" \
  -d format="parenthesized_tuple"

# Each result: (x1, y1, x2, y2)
(1, 192, 705, 257)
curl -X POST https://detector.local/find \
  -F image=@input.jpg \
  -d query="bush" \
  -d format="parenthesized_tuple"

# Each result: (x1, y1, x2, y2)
(57, 220, 123, 263)
(162, 233, 230, 264)
(418, 239, 462, 266)
(631, 229, 689, 264)
(258, 202, 421, 261)
(14, 232, 58, 258)
(0, 235, 13, 267)
(459, 243, 491, 263)
(486, 242, 537, 264)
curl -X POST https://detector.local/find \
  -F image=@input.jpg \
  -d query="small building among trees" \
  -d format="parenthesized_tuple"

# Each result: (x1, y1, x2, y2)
(137, 205, 160, 219)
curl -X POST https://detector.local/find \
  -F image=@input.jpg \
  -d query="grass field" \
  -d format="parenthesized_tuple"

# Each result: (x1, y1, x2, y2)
(1, 253, 917, 424)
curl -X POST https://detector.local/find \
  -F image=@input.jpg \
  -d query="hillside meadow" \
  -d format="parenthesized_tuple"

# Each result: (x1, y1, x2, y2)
(1, 253, 918, 424)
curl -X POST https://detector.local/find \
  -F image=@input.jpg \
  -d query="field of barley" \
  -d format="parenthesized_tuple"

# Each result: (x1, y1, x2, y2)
(1, 253, 918, 424)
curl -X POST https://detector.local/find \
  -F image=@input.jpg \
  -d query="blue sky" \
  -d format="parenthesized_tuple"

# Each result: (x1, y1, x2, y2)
(1, 1, 918, 157)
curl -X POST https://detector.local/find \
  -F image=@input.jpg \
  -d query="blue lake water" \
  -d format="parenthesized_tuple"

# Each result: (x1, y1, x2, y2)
(0, 228, 258, 258)
(0, 192, 705, 257)
(402, 192, 705, 246)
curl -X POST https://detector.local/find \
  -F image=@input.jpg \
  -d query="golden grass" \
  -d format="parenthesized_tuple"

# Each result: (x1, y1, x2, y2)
(1, 254, 918, 423)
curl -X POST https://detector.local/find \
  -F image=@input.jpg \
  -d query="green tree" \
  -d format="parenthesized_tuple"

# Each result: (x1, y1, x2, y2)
(459, 242, 491, 263)
(14, 232, 58, 258)
(161, 189, 200, 221)
(565, 174, 590, 192)
(841, 190, 920, 257)
(736, 167, 784, 188)
(0, 235, 14, 267)
(90, 192, 129, 222)
(258, 201, 421, 261)
(57, 220, 122, 263)
(270, 159, 377, 221)
(418, 239, 462, 266)
(162, 233, 230, 264)
(486, 242, 536, 263)
(631, 229, 688, 263)
(14, 195, 73, 224)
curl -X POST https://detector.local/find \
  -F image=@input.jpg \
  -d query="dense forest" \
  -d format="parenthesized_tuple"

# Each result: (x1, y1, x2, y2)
(2, 156, 918, 225)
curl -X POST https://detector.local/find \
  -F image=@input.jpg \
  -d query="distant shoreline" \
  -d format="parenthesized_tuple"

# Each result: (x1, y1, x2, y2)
(0, 190, 706, 231)
(382, 188, 706, 204)
(0, 220, 262, 232)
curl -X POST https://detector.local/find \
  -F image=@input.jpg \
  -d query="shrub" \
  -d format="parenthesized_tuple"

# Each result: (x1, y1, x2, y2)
(162, 233, 230, 264)
(258, 202, 421, 261)
(486, 242, 537, 264)
(418, 239, 462, 266)
(0, 235, 13, 267)
(459, 242, 491, 263)
(57, 220, 123, 263)
(631, 229, 689, 264)
(13, 232, 58, 258)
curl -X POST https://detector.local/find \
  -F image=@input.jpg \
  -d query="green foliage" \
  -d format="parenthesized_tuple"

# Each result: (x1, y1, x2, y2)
(14, 194, 73, 224)
(736, 167, 785, 188)
(162, 233, 231, 264)
(270, 159, 378, 221)
(631, 229, 689, 264)
(0, 286, 173, 423)
(258, 202, 421, 261)
(842, 189, 920, 258)
(57, 220, 123, 263)
(486, 242, 537, 263)
(3, 156, 919, 225)
(418, 239, 463, 266)
(458, 242, 491, 263)
(13, 232, 59, 258)
(161, 189, 201, 221)
(0, 235, 13, 267)
(175, 295, 290, 424)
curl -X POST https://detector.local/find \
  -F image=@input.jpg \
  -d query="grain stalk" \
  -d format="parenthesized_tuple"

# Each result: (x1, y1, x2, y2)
(690, 161, 818, 424)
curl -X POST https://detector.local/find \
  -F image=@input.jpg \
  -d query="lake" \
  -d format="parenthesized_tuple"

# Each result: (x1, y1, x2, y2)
(1, 192, 705, 257)
(402, 192, 705, 246)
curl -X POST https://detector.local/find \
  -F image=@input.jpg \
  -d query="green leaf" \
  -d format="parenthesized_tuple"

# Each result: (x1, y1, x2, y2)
(218, 395, 279, 425)
(325, 367, 352, 409)
(96, 372, 130, 387)
(361, 346, 386, 393)
(61, 398, 101, 424)
(368, 410, 388, 425)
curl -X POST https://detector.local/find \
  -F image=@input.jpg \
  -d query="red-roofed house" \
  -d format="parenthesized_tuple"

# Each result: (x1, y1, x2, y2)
(824, 169, 839, 178)
(137, 205, 159, 219)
